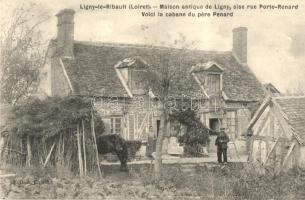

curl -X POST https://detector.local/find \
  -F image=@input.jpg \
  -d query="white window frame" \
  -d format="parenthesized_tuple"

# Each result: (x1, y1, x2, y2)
(110, 116, 122, 134)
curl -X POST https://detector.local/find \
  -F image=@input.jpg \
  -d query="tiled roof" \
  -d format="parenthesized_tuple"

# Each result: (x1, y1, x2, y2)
(275, 96, 305, 142)
(53, 40, 265, 101)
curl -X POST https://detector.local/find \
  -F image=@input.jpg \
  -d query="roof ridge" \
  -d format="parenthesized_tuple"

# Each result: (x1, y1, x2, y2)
(73, 40, 232, 54)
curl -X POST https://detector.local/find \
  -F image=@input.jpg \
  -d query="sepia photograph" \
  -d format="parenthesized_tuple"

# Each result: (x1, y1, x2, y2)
(0, 0, 305, 199)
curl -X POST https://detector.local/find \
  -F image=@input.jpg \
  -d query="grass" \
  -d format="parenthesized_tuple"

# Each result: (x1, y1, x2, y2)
(1, 162, 305, 199)
(132, 163, 305, 199)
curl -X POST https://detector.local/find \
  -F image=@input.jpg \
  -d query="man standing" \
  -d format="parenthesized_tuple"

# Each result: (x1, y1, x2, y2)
(215, 127, 230, 163)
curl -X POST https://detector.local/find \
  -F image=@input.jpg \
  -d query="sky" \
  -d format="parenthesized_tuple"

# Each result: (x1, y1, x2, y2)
(1, 0, 305, 93)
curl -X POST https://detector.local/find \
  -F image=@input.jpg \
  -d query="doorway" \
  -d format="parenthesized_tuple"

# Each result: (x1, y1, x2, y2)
(156, 120, 161, 137)
(208, 118, 221, 153)
(209, 118, 221, 132)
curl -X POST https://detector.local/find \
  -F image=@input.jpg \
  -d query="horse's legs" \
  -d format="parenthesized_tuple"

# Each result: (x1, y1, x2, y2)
(120, 161, 127, 171)
(116, 151, 128, 171)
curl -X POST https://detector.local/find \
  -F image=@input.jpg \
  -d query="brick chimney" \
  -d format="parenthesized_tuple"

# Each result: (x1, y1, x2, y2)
(56, 9, 75, 58)
(232, 27, 247, 64)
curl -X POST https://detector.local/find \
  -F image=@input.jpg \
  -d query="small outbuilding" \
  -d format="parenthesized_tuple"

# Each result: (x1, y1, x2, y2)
(263, 83, 281, 96)
(247, 96, 305, 172)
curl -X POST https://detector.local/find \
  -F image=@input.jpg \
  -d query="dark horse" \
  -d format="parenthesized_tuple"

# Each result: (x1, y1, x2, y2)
(96, 134, 128, 171)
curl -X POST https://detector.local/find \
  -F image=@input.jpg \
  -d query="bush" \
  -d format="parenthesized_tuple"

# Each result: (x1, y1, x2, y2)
(171, 108, 211, 157)
(182, 145, 203, 157)
(230, 164, 304, 200)
(136, 163, 305, 199)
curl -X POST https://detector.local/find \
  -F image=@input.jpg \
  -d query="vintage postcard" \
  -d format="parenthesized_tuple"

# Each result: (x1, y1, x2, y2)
(0, 0, 305, 199)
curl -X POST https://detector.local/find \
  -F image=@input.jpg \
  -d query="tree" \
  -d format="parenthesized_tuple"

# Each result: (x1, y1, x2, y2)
(0, 4, 50, 105)
(151, 56, 172, 182)
(142, 33, 199, 181)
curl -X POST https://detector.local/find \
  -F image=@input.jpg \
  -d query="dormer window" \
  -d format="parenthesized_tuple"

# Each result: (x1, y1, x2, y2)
(128, 69, 147, 94)
(206, 73, 221, 96)
(190, 61, 224, 97)
(115, 57, 149, 96)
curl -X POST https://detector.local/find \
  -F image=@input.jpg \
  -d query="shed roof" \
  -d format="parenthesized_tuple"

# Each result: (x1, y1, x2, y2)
(274, 96, 305, 143)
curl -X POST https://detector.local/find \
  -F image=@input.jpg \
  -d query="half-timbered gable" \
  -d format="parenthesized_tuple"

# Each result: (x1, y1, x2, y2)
(247, 96, 305, 171)
(190, 62, 224, 98)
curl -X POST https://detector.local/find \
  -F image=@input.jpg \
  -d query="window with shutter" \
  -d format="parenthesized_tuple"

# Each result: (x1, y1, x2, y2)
(128, 69, 146, 94)
(206, 74, 221, 96)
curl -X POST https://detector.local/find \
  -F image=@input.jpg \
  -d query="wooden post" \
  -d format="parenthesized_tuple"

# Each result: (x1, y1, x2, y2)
(263, 137, 279, 166)
(8, 135, 12, 163)
(61, 133, 65, 156)
(135, 114, 138, 139)
(77, 123, 84, 176)
(247, 97, 271, 131)
(154, 108, 168, 181)
(276, 143, 296, 175)
(253, 113, 270, 136)
(43, 142, 56, 167)
(82, 120, 87, 175)
(58, 133, 62, 155)
(126, 116, 130, 139)
(2, 135, 10, 162)
(270, 112, 275, 138)
(20, 139, 23, 164)
(61, 133, 64, 153)
(91, 107, 102, 177)
(26, 135, 32, 167)
(57, 134, 62, 166)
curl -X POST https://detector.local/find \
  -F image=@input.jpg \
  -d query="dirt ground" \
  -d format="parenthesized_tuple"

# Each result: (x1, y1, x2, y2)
(0, 164, 197, 199)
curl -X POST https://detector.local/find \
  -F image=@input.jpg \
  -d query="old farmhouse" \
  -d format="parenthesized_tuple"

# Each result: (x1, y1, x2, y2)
(247, 96, 305, 171)
(39, 9, 266, 155)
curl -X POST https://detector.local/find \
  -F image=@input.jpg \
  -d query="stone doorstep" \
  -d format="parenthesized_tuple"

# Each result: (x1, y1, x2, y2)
(0, 174, 16, 178)
(0, 169, 16, 178)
